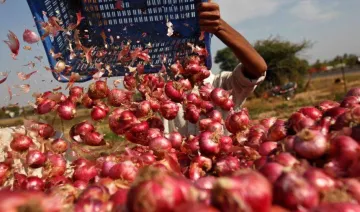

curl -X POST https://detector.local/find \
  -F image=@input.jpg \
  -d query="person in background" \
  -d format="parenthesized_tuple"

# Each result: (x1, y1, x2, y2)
(164, 2, 268, 135)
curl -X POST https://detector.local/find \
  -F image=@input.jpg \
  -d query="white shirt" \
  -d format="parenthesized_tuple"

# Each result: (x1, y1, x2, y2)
(164, 63, 266, 136)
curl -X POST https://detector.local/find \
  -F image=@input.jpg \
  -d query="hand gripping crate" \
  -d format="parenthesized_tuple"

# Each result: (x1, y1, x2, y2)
(26, 0, 212, 82)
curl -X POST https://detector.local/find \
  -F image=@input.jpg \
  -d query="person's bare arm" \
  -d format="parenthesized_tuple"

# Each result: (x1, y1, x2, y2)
(198, 2, 267, 79)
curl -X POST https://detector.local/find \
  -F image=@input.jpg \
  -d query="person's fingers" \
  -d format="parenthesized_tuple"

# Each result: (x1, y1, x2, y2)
(198, 2, 219, 12)
(198, 11, 220, 20)
(199, 19, 220, 26)
(199, 26, 218, 32)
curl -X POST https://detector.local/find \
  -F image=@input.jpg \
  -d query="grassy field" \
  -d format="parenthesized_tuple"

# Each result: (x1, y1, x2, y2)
(244, 71, 360, 120)
(0, 71, 359, 143)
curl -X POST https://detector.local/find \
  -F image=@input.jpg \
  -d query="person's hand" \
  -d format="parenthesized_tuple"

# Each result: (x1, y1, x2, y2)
(198, 1, 223, 34)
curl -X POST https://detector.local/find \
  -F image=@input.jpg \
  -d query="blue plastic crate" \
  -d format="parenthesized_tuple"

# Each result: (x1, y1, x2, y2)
(26, 0, 212, 83)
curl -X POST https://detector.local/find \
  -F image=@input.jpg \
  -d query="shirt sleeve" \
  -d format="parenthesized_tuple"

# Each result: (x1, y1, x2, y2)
(213, 63, 266, 109)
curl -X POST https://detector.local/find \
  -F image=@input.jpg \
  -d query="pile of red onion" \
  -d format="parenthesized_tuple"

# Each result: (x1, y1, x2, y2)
(2, 41, 360, 211)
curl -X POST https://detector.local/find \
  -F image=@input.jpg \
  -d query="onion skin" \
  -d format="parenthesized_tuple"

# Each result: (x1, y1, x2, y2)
(274, 172, 319, 210)
(189, 156, 212, 180)
(26, 150, 46, 169)
(73, 164, 98, 183)
(0, 163, 10, 186)
(109, 161, 138, 182)
(259, 142, 278, 156)
(111, 188, 129, 209)
(211, 170, 272, 212)
(51, 139, 68, 154)
(108, 89, 130, 107)
(57, 100, 76, 120)
(199, 131, 220, 156)
(174, 203, 220, 212)
(214, 156, 240, 177)
(159, 100, 179, 120)
(329, 136, 359, 167)
(184, 104, 201, 124)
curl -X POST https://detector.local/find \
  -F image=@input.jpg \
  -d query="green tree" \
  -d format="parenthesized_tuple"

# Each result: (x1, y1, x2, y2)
(214, 36, 311, 96)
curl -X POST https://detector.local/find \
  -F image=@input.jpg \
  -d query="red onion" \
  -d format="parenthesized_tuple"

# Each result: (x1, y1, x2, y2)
(22, 176, 45, 191)
(317, 100, 340, 112)
(294, 129, 327, 159)
(82, 131, 105, 146)
(225, 109, 250, 134)
(81, 94, 94, 108)
(147, 117, 164, 131)
(125, 121, 149, 145)
(10, 134, 33, 152)
(73, 164, 98, 183)
(44, 154, 66, 177)
(329, 135, 359, 167)
(210, 88, 230, 106)
(184, 104, 201, 124)
(346, 87, 360, 97)
(214, 156, 240, 176)
(312, 203, 360, 212)
(91, 106, 108, 121)
(245, 125, 266, 148)
(37, 99, 56, 114)
(260, 117, 277, 129)
(134, 100, 152, 118)
(341, 96, 360, 108)
(174, 203, 220, 212)
(288, 112, 315, 133)
(303, 168, 335, 192)
(182, 135, 200, 154)
(267, 122, 287, 141)
(38, 123, 55, 139)
(51, 138, 68, 154)
(273, 153, 298, 167)
(179, 79, 192, 91)
(109, 161, 138, 182)
(165, 81, 185, 103)
(124, 74, 136, 91)
(199, 83, 214, 101)
(189, 156, 212, 180)
(219, 135, 233, 153)
(23, 29, 40, 44)
(283, 135, 295, 152)
(74, 199, 110, 212)
(26, 150, 46, 168)
(101, 160, 117, 178)
(57, 100, 76, 120)
(167, 132, 183, 149)
(259, 162, 284, 183)
(149, 137, 172, 156)
(111, 188, 129, 208)
(212, 170, 272, 212)
(88, 80, 109, 100)
(73, 180, 88, 190)
(199, 131, 220, 156)
(343, 178, 360, 203)
(207, 110, 223, 122)
(138, 153, 156, 166)
(145, 128, 163, 146)
(259, 141, 278, 156)
(274, 172, 319, 210)
(323, 107, 347, 120)
(159, 100, 179, 120)
(221, 98, 235, 111)
(170, 61, 185, 75)
(186, 93, 202, 107)
(108, 88, 130, 107)
(324, 159, 347, 178)
(70, 121, 95, 141)
(126, 167, 196, 212)
(78, 185, 109, 202)
(46, 176, 70, 189)
(298, 107, 323, 121)
(69, 86, 84, 98)
(0, 163, 10, 186)
(200, 101, 214, 114)
(109, 109, 138, 135)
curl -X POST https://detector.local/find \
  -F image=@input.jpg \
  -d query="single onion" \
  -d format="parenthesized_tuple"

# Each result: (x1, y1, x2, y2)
(210, 88, 230, 107)
(149, 137, 172, 156)
(188, 156, 212, 180)
(109, 109, 138, 135)
(108, 88, 130, 107)
(167, 132, 183, 149)
(57, 100, 76, 120)
(81, 94, 94, 108)
(23, 29, 40, 44)
(165, 81, 185, 103)
(303, 168, 335, 192)
(22, 176, 45, 191)
(88, 80, 109, 100)
(10, 134, 33, 152)
(123, 74, 136, 91)
(211, 170, 272, 212)
(317, 100, 340, 112)
(346, 87, 360, 97)
(44, 154, 67, 177)
(294, 129, 327, 159)
(184, 104, 201, 124)
(26, 150, 46, 168)
(109, 161, 138, 182)
(225, 109, 250, 134)
(37, 99, 56, 114)
(259, 162, 284, 183)
(159, 100, 179, 120)
(70, 121, 95, 141)
(69, 86, 84, 98)
(73, 164, 98, 183)
(81, 131, 105, 146)
(259, 141, 278, 156)
(199, 83, 214, 101)
(91, 106, 108, 121)
(51, 138, 68, 154)
(329, 135, 359, 167)
(298, 107, 322, 121)
(0, 163, 10, 186)
(214, 156, 240, 176)
(199, 131, 220, 156)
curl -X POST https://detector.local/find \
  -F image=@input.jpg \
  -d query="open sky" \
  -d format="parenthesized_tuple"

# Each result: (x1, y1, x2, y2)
(0, 0, 359, 107)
